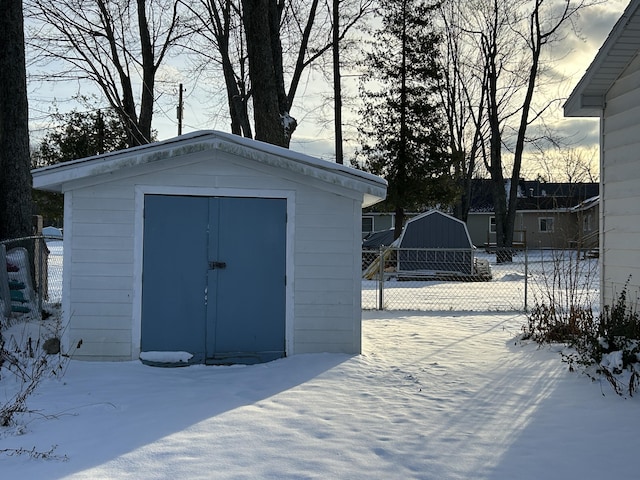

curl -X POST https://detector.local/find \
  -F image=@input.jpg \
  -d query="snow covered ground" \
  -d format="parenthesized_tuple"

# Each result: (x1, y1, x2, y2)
(1, 310, 637, 479)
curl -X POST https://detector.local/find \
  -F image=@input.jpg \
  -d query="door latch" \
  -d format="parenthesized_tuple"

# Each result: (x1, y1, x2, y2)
(209, 261, 227, 270)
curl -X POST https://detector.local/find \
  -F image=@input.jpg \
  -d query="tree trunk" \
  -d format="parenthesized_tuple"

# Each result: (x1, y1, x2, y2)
(137, 0, 155, 144)
(333, 0, 343, 164)
(394, 205, 404, 241)
(393, 0, 408, 240)
(0, 0, 33, 241)
(221, 44, 252, 138)
(242, 0, 289, 147)
(484, 5, 512, 264)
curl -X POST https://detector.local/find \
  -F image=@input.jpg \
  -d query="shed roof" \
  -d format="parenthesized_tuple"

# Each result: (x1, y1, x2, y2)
(564, 0, 640, 117)
(362, 229, 396, 249)
(32, 130, 387, 208)
(399, 210, 473, 249)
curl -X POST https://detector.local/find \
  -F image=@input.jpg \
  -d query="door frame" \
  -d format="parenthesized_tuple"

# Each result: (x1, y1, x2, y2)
(132, 185, 295, 361)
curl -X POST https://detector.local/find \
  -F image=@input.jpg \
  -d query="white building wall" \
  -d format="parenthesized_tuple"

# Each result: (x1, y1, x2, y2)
(63, 150, 363, 360)
(601, 53, 640, 306)
(66, 185, 136, 360)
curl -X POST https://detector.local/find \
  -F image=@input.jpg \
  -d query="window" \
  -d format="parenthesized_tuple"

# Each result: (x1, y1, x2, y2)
(539, 217, 554, 233)
(489, 216, 496, 233)
(362, 216, 374, 234)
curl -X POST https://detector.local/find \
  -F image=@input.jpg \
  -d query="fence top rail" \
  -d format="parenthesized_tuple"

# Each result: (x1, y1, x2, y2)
(1, 235, 58, 244)
(365, 247, 477, 253)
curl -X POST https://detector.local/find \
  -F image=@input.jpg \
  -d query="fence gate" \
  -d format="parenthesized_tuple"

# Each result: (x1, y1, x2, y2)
(141, 195, 286, 364)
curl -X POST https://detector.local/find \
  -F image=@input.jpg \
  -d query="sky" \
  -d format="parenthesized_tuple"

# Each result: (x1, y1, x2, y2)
(25, 1, 631, 166)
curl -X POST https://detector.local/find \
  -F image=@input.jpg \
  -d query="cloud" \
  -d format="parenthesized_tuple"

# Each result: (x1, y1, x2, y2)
(552, 117, 600, 148)
(561, 1, 628, 76)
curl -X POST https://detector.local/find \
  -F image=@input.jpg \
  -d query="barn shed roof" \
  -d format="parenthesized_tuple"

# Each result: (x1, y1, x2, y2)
(32, 130, 387, 207)
(399, 210, 473, 249)
(564, 0, 640, 117)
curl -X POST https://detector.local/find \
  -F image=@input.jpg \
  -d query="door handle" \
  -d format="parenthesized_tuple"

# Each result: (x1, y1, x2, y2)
(209, 261, 227, 270)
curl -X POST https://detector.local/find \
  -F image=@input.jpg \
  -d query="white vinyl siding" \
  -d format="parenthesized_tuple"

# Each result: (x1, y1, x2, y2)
(62, 148, 366, 360)
(293, 190, 361, 354)
(65, 186, 135, 360)
(601, 53, 640, 306)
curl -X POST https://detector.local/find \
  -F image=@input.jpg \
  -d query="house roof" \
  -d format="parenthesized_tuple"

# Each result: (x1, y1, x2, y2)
(32, 130, 387, 208)
(468, 179, 599, 212)
(564, 0, 640, 117)
(571, 195, 600, 212)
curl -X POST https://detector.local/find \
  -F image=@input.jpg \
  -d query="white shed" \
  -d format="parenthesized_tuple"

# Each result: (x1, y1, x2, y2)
(32, 131, 386, 364)
(564, 0, 640, 307)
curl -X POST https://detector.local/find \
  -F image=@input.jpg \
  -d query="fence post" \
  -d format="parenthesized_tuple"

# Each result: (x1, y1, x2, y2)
(524, 246, 529, 312)
(37, 237, 44, 317)
(0, 244, 11, 318)
(378, 245, 385, 310)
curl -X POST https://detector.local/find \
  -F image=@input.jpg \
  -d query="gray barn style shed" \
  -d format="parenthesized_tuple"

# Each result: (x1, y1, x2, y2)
(32, 131, 386, 364)
(397, 210, 475, 275)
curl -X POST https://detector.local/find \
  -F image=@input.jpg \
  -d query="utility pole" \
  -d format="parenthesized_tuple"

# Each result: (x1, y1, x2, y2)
(96, 109, 105, 154)
(177, 83, 183, 135)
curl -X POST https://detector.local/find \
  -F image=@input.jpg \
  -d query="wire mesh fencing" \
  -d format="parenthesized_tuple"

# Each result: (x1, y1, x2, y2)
(362, 247, 600, 312)
(1, 235, 63, 319)
(2, 235, 600, 317)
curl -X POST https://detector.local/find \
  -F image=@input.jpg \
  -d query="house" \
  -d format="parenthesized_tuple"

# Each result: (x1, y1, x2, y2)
(32, 130, 387, 364)
(364, 179, 598, 251)
(570, 195, 600, 253)
(465, 179, 599, 250)
(564, 0, 640, 307)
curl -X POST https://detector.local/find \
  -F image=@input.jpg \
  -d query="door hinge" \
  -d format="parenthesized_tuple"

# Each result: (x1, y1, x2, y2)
(209, 261, 227, 270)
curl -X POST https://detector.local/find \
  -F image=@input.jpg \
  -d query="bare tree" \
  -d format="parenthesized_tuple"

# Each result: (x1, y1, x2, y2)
(26, 0, 189, 146)
(184, 0, 372, 148)
(527, 145, 599, 183)
(437, 0, 488, 222)
(442, 0, 596, 262)
(240, 0, 290, 146)
(181, 0, 253, 138)
(0, 0, 33, 242)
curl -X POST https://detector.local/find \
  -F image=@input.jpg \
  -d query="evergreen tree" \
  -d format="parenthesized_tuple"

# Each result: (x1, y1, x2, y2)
(32, 109, 130, 168)
(357, 0, 455, 239)
(32, 108, 131, 226)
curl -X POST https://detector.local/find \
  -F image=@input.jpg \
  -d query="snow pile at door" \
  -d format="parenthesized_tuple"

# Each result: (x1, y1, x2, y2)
(139, 351, 193, 364)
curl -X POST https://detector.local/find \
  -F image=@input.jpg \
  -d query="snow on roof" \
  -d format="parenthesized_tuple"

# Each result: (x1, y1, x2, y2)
(32, 130, 387, 207)
(571, 195, 600, 212)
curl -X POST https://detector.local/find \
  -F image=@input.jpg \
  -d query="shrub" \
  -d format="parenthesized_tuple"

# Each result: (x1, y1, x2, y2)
(524, 276, 640, 396)
(1, 311, 67, 427)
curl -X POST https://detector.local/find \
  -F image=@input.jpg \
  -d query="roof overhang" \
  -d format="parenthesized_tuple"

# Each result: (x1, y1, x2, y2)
(564, 0, 640, 117)
(32, 130, 387, 208)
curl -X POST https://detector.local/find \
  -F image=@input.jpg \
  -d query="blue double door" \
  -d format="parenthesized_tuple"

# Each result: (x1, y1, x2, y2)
(141, 195, 286, 364)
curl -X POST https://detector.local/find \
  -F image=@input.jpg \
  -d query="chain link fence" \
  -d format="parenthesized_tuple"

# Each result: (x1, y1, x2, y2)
(362, 247, 600, 312)
(1, 235, 63, 319)
(2, 236, 600, 317)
